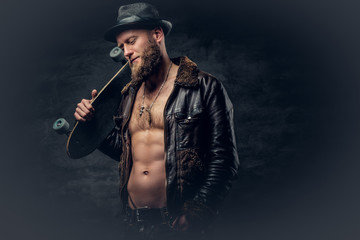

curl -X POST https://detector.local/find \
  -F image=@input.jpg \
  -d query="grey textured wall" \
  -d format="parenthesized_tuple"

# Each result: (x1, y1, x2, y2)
(1, 0, 360, 239)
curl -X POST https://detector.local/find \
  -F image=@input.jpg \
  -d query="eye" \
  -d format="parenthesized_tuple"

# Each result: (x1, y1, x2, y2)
(129, 37, 136, 45)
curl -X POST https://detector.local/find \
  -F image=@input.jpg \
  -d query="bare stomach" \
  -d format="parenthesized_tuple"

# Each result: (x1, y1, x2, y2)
(127, 129, 167, 208)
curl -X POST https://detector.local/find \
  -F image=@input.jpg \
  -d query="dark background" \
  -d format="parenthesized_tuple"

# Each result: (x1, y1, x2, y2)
(1, 0, 360, 239)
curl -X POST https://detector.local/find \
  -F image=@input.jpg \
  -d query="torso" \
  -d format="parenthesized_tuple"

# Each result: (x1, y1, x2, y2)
(127, 65, 178, 208)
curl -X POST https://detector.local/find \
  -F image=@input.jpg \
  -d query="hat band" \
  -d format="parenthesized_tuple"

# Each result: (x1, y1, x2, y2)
(117, 15, 161, 25)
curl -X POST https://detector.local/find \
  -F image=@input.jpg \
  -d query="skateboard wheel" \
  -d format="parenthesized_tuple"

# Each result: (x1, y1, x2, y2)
(110, 46, 127, 64)
(53, 118, 70, 135)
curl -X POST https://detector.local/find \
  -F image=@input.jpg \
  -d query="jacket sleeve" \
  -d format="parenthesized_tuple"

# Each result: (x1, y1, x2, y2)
(183, 76, 239, 227)
(97, 116, 123, 161)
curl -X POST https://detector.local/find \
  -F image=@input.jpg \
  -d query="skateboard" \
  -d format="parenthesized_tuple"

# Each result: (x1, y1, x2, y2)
(53, 47, 130, 159)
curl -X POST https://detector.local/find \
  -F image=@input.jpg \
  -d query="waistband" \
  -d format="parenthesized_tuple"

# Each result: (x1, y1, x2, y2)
(125, 205, 172, 225)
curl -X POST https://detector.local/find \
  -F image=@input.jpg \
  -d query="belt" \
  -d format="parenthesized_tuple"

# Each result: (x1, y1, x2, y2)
(125, 205, 171, 225)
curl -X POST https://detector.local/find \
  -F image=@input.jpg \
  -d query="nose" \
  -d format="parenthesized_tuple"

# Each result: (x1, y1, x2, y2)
(123, 45, 133, 60)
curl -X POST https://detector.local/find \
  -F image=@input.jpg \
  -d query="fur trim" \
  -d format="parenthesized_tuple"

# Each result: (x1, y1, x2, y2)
(178, 148, 205, 182)
(176, 148, 205, 200)
(121, 56, 199, 94)
(172, 56, 199, 87)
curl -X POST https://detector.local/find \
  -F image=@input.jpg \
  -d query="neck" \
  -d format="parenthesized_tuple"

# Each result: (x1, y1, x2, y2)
(146, 56, 172, 91)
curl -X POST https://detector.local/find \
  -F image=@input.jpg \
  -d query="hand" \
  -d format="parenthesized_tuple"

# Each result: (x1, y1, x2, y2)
(172, 215, 189, 232)
(74, 89, 97, 122)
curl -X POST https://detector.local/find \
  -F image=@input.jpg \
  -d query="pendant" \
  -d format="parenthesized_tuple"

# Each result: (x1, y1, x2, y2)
(139, 106, 145, 117)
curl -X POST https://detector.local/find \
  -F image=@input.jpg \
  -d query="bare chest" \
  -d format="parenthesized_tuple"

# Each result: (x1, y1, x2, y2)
(129, 82, 174, 133)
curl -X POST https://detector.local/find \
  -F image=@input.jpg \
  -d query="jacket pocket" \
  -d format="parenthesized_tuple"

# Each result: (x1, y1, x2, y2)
(175, 108, 203, 150)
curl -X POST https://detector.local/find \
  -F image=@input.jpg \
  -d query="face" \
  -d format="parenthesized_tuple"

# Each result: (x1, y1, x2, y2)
(116, 29, 161, 83)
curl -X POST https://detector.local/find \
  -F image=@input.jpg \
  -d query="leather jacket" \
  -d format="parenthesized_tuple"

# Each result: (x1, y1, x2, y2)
(99, 56, 239, 227)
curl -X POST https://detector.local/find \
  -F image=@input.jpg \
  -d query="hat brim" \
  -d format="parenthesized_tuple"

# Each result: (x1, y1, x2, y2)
(104, 20, 172, 43)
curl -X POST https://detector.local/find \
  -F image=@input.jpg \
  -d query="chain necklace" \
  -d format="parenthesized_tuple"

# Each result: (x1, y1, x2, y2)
(139, 62, 173, 126)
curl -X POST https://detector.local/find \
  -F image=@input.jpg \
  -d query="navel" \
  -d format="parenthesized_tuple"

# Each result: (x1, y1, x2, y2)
(143, 171, 149, 175)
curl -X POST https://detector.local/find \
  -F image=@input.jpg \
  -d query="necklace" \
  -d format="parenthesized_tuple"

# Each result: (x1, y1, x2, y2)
(139, 62, 173, 126)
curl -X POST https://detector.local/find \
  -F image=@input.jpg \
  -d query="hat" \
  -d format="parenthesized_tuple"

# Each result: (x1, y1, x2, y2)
(104, 2, 172, 43)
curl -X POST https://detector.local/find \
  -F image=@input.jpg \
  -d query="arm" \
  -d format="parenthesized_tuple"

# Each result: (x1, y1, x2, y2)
(97, 116, 123, 161)
(74, 89, 122, 161)
(183, 77, 239, 228)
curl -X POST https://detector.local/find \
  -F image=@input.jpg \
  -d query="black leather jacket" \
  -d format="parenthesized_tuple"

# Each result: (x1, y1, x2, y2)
(99, 56, 239, 226)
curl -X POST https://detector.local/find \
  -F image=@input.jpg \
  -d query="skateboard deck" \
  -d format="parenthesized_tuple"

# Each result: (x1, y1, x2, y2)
(66, 62, 131, 159)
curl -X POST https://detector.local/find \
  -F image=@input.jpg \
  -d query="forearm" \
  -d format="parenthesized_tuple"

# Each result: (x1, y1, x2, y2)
(185, 109, 238, 216)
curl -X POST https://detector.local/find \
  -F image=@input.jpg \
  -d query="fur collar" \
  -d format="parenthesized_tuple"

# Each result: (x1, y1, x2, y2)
(121, 56, 199, 94)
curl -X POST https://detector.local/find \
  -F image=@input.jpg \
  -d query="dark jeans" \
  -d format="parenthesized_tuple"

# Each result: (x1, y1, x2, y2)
(121, 206, 205, 240)
(122, 220, 182, 240)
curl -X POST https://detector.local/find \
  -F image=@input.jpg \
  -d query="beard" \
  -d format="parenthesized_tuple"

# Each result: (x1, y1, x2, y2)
(130, 42, 161, 84)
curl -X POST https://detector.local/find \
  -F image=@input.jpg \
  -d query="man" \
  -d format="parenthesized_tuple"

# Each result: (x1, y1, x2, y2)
(74, 2, 239, 239)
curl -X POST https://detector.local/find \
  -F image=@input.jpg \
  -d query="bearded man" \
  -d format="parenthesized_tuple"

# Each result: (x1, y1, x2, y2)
(74, 2, 239, 239)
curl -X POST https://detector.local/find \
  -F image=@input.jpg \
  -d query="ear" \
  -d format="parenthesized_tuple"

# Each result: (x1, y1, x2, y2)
(151, 27, 164, 43)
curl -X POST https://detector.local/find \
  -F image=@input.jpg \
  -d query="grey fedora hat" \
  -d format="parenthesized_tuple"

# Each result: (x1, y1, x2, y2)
(104, 2, 172, 43)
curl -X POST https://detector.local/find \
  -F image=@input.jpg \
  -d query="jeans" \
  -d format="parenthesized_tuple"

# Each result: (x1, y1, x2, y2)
(122, 220, 183, 240)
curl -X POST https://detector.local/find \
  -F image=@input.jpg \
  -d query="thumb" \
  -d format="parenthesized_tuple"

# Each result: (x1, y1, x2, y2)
(91, 89, 98, 100)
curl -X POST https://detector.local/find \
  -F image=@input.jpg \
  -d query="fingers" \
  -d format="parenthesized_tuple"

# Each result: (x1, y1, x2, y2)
(91, 89, 98, 101)
(171, 215, 189, 232)
(74, 98, 95, 122)
(73, 90, 97, 122)
(74, 111, 86, 122)
(177, 215, 189, 231)
(172, 217, 179, 228)
(83, 99, 95, 113)
(78, 99, 94, 115)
